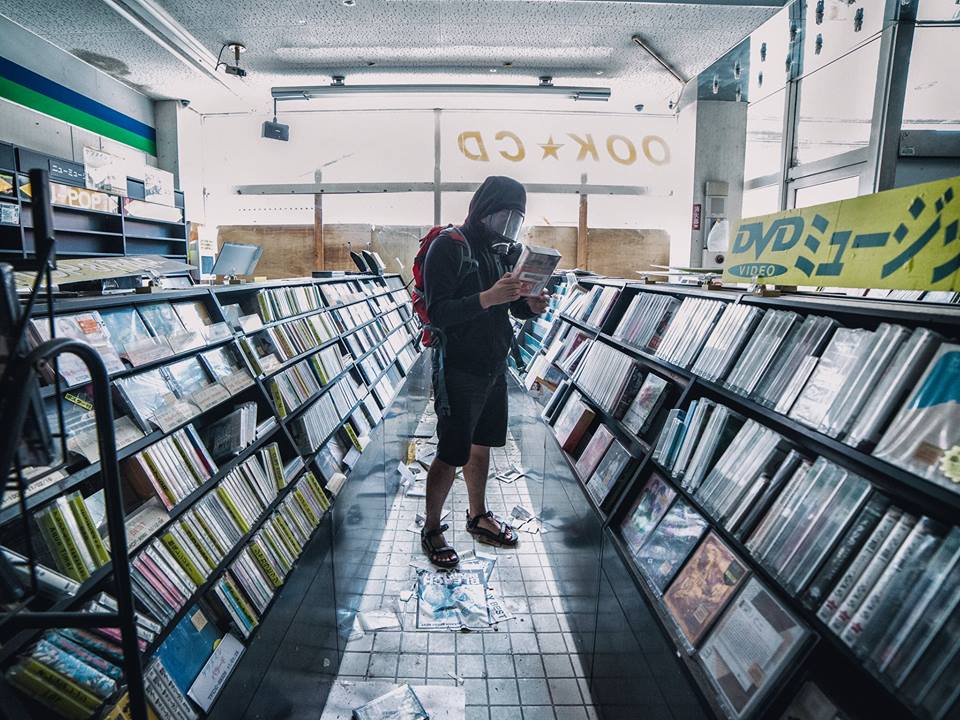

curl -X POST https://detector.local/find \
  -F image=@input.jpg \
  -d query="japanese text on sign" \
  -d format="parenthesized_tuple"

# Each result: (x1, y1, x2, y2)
(723, 176, 960, 291)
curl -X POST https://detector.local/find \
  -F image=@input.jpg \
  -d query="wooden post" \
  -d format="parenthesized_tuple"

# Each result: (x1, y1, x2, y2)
(577, 173, 588, 270)
(313, 169, 324, 270)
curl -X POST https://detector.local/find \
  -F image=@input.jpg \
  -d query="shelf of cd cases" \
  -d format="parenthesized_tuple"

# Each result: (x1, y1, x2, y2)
(2, 273, 420, 719)
(531, 275, 960, 720)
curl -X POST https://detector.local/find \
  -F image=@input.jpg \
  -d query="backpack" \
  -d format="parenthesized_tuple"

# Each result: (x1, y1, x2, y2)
(411, 225, 475, 347)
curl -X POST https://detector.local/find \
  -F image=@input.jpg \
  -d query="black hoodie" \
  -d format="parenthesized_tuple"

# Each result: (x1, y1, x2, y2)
(423, 176, 536, 375)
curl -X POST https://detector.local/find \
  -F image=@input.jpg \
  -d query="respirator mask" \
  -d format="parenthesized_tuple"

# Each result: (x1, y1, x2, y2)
(481, 208, 524, 259)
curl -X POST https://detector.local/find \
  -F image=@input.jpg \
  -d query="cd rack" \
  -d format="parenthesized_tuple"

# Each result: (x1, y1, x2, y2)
(0, 272, 419, 719)
(530, 275, 960, 720)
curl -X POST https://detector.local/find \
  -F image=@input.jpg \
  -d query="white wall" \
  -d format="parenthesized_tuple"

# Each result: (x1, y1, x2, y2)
(0, 14, 156, 168)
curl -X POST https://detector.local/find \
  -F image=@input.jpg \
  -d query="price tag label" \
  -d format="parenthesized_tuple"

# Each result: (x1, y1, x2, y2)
(240, 314, 264, 333)
(124, 337, 174, 366)
(222, 369, 253, 395)
(169, 329, 204, 352)
(152, 400, 196, 433)
(202, 322, 233, 343)
(191, 383, 231, 411)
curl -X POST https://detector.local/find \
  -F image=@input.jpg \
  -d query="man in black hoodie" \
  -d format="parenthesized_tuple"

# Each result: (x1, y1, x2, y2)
(420, 176, 549, 568)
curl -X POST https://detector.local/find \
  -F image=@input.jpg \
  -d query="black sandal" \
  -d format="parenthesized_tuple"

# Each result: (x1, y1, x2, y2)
(465, 510, 519, 548)
(421, 524, 460, 569)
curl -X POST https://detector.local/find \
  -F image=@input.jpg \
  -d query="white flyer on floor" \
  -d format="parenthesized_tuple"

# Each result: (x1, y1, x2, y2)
(416, 568, 489, 630)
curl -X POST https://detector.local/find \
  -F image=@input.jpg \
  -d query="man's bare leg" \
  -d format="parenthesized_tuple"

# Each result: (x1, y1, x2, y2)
(423, 457, 458, 562)
(463, 444, 516, 539)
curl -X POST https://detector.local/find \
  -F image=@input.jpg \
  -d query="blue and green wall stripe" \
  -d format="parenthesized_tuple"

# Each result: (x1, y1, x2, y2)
(0, 56, 157, 156)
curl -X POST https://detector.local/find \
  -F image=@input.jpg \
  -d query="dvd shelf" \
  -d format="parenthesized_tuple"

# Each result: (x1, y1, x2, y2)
(531, 276, 960, 720)
(0, 144, 189, 262)
(1, 273, 418, 719)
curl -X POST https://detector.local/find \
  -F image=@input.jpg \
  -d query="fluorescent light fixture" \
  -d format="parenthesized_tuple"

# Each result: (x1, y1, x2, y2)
(99, 0, 241, 91)
(271, 82, 610, 102)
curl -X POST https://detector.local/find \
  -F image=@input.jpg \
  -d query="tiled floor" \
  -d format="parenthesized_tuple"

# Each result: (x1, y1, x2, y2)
(331, 414, 601, 720)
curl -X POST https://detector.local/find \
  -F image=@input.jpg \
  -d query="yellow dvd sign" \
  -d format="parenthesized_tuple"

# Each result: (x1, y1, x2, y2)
(724, 176, 960, 291)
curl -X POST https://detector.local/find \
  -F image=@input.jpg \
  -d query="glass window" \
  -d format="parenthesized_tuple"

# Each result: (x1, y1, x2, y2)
(794, 175, 860, 208)
(802, 0, 886, 76)
(794, 37, 881, 165)
(917, 0, 960, 21)
(742, 184, 782, 217)
(747, 4, 794, 102)
(902, 27, 960, 131)
(744, 89, 786, 180)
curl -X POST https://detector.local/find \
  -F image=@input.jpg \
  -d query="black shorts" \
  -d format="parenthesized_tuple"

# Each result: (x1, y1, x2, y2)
(434, 364, 508, 467)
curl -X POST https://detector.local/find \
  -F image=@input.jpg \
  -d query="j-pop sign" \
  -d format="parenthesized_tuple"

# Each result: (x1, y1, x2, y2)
(724, 176, 960, 291)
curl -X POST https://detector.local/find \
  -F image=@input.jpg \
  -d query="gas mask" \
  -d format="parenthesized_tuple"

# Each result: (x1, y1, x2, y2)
(481, 208, 524, 261)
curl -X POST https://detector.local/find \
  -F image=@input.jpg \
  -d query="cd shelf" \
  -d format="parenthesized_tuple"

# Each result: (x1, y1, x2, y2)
(1, 273, 419, 719)
(531, 275, 960, 720)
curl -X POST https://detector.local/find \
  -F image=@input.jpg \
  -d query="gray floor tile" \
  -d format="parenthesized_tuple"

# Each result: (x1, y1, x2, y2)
(510, 633, 540, 654)
(554, 708, 589, 720)
(463, 678, 488, 705)
(518, 678, 553, 705)
(485, 654, 515, 678)
(396, 653, 426, 678)
(543, 654, 575, 678)
(456, 633, 485, 654)
(538, 633, 568, 653)
(523, 707, 557, 720)
(483, 633, 512, 653)
(465, 707, 489, 720)
(428, 633, 456, 654)
(367, 653, 398, 678)
(549, 678, 584, 705)
(401, 632, 429, 653)
(458, 654, 485, 678)
(338, 652, 370, 677)
(427, 654, 456, 678)
(372, 632, 401, 653)
(487, 678, 520, 705)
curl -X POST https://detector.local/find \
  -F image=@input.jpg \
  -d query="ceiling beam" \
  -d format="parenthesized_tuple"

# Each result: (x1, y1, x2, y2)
(234, 181, 665, 197)
(551, 0, 787, 6)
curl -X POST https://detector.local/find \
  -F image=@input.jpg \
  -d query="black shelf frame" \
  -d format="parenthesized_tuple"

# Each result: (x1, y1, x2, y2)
(1, 270, 419, 718)
(524, 275, 960, 720)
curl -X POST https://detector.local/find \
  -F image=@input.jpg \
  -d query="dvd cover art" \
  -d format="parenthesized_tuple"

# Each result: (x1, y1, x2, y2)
(202, 346, 245, 381)
(99, 307, 152, 358)
(139, 302, 187, 337)
(416, 568, 489, 629)
(699, 577, 809, 718)
(621, 476, 677, 556)
(586, 440, 631, 507)
(622, 373, 668, 436)
(575, 424, 615, 480)
(664, 532, 749, 648)
(165, 358, 213, 397)
(173, 301, 213, 333)
(873, 343, 960, 494)
(636, 498, 709, 593)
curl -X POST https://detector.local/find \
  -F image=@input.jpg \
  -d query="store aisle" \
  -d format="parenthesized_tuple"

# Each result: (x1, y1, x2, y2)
(330, 387, 600, 720)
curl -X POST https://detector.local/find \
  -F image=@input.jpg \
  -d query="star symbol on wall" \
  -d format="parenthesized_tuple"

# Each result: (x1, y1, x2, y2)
(539, 136, 564, 159)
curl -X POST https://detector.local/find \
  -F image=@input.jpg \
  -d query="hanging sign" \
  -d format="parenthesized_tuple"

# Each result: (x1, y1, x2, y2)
(723, 175, 960, 291)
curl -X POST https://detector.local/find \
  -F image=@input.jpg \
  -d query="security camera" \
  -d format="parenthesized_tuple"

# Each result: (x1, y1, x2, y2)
(221, 43, 248, 78)
(179, 99, 191, 108)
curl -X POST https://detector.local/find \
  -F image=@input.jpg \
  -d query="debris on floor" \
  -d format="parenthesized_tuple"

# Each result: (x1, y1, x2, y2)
(494, 466, 526, 484)
(406, 509, 450, 534)
(357, 608, 402, 633)
(352, 683, 428, 720)
(323, 680, 465, 720)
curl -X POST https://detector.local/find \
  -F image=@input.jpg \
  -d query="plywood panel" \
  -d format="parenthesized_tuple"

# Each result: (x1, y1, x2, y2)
(217, 225, 314, 278)
(521, 226, 578, 270)
(586, 228, 669, 277)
